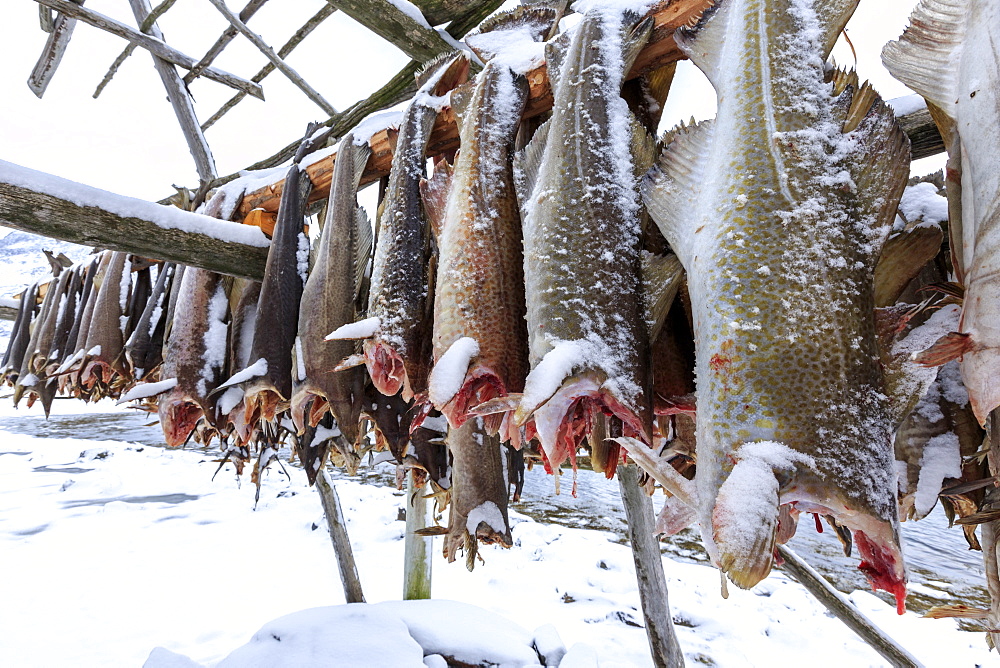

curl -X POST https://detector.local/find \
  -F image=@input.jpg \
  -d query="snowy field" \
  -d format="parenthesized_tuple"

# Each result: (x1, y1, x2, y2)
(0, 400, 992, 667)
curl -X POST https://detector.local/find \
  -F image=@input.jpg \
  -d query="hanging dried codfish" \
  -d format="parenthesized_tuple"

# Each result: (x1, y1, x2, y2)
(883, 0, 1000, 425)
(79, 250, 131, 398)
(500, 8, 656, 473)
(642, 0, 911, 609)
(291, 130, 372, 466)
(420, 58, 530, 443)
(1, 282, 39, 386)
(326, 53, 471, 402)
(125, 262, 178, 381)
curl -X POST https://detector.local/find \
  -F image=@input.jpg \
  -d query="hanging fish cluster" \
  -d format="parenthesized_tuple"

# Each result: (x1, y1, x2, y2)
(4, 0, 996, 609)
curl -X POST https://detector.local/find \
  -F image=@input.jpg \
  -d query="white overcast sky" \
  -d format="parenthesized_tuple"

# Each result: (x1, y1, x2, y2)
(0, 0, 938, 206)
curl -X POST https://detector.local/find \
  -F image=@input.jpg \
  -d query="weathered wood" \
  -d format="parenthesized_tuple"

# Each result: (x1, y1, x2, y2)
(183, 0, 271, 86)
(206, 0, 337, 117)
(200, 4, 337, 132)
(618, 463, 685, 668)
(32, 0, 264, 100)
(0, 178, 267, 281)
(129, 0, 217, 185)
(93, 0, 178, 99)
(0, 299, 18, 322)
(316, 470, 366, 604)
(896, 105, 945, 162)
(403, 469, 433, 600)
(324, 0, 457, 63)
(27, 0, 84, 98)
(411, 0, 469, 26)
(982, 414, 1000, 651)
(776, 545, 923, 668)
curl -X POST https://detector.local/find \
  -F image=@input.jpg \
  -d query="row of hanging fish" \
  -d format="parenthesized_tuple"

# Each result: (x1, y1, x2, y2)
(2, 0, 996, 604)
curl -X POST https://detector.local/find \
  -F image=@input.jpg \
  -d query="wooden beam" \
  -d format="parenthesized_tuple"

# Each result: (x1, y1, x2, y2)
(0, 298, 18, 322)
(0, 161, 269, 281)
(325, 0, 457, 63)
(93, 0, 178, 100)
(129, 0, 217, 185)
(206, 0, 337, 117)
(32, 0, 264, 100)
(183, 0, 271, 86)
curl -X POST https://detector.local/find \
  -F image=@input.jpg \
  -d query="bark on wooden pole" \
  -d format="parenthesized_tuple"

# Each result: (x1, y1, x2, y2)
(0, 168, 268, 281)
(27, 0, 84, 98)
(206, 0, 337, 117)
(324, 0, 458, 63)
(403, 469, 433, 600)
(316, 470, 366, 604)
(618, 463, 685, 668)
(31, 0, 264, 99)
(776, 545, 922, 668)
(128, 0, 218, 186)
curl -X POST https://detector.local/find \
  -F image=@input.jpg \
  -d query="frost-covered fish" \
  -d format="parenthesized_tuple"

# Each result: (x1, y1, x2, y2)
(421, 60, 529, 438)
(80, 250, 130, 395)
(444, 418, 512, 569)
(126, 262, 177, 380)
(882, 0, 1000, 425)
(219, 153, 310, 430)
(509, 8, 655, 470)
(157, 267, 229, 446)
(327, 54, 471, 401)
(291, 131, 372, 450)
(218, 277, 260, 445)
(0, 282, 38, 385)
(642, 0, 910, 607)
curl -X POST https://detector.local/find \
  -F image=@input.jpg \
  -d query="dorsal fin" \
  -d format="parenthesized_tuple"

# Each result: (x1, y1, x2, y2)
(642, 252, 684, 341)
(354, 206, 373, 306)
(673, 0, 728, 87)
(631, 115, 659, 177)
(513, 117, 551, 214)
(449, 81, 474, 135)
(814, 0, 860, 59)
(621, 15, 653, 75)
(543, 29, 572, 91)
(641, 119, 715, 268)
(345, 135, 372, 194)
(415, 52, 471, 95)
(882, 0, 968, 117)
(480, 5, 558, 38)
(874, 225, 943, 308)
(420, 159, 454, 240)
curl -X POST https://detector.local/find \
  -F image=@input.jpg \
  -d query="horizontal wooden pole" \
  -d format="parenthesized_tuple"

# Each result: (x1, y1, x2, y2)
(0, 298, 18, 321)
(33, 0, 264, 100)
(0, 160, 269, 281)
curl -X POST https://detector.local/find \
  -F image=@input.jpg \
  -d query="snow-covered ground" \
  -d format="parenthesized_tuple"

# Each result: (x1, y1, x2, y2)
(0, 400, 990, 667)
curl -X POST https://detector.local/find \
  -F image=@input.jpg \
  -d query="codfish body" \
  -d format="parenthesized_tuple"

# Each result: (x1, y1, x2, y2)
(514, 9, 654, 469)
(425, 62, 529, 434)
(643, 0, 910, 605)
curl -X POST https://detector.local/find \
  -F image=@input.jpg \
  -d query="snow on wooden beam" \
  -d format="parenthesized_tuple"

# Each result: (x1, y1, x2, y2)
(0, 297, 18, 322)
(32, 0, 265, 100)
(0, 160, 270, 281)
(240, 0, 714, 216)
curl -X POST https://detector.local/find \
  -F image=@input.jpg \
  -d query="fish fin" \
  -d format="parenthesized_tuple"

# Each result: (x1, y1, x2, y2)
(673, 0, 730, 87)
(346, 138, 373, 193)
(881, 0, 967, 116)
(874, 225, 943, 307)
(641, 119, 715, 267)
(655, 494, 698, 536)
(813, 0, 860, 59)
(631, 114, 660, 176)
(468, 6, 559, 61)
(621, 16, 654, 75)
(624, 63, 677, 134)
(420, 159, 454, 241)
(334, 353, 368, 372)
(513, 117, 551, 212)
(469, 394, 524, 416)
(913, 331, 974, 367)
(842, 81, 911, 259)
(642, 251, 684, 341)
(543, 29, 573, 91)
(354, 206, 373, 305)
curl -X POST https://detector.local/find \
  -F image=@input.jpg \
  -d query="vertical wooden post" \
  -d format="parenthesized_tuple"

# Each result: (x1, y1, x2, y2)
(315, 470, 366, 603)
(618, 463, 685, 668)
(982, 413, 1000, 651)
(403, 468, 433, 599)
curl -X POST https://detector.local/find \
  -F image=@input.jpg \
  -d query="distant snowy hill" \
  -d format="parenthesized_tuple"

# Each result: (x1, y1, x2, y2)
(0, 229, 93, 343)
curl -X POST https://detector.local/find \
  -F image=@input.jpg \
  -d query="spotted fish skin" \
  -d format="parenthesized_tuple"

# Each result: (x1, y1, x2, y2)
(643, 0, 910, 607)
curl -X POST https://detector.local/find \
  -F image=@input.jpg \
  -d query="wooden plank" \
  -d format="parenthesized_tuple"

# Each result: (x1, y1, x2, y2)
(129, 0, 217, 185)
(0, 170, 269, 281)
(316, 470, 366, 604)
(32, 0, 264, 100)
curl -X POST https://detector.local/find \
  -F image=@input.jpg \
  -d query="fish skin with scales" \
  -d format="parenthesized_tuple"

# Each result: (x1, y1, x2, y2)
(642, 0, 911, 608)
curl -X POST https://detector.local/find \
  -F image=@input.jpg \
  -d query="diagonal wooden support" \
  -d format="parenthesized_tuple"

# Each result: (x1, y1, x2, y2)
(183, 0, 271, 85)
(27, 0, 84, 98)
(128, 0, 217, 185)
(93, 0, 177, 99)
(206, 0, 337, 117)
(200, 4, 337, 131)
(32, 0, 263, 100)
(325, 0, 459, 63)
